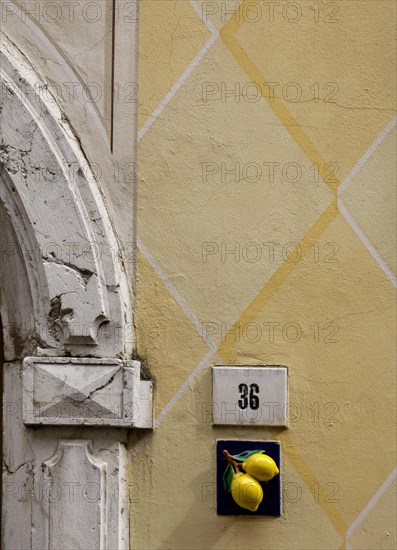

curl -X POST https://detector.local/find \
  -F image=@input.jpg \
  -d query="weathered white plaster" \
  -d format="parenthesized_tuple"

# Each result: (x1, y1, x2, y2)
(3, 362, 131, 549)
(0, 3, 138, 278)
(0, 40, 134, 358)
(1, 21, 147, 550)
(43, 440, 107, 549)
(23, 357, 153, 428)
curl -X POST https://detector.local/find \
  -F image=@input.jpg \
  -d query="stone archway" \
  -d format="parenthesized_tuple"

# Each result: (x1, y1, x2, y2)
(1, 39, 152, 550)
(0, 43, 133, 357)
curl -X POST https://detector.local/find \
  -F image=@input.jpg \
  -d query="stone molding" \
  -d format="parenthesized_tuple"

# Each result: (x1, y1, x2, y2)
(1, 20, 146, 549)
(0, 40, 134, 357)
(23, 357, 153, 428)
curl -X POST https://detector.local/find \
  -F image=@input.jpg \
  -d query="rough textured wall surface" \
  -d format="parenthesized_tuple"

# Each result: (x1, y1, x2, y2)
(131, 1, 396, 549)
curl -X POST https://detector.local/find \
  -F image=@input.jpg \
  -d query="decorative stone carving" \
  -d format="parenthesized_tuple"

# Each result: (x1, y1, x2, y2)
(42, 440, 107, 550)
(23, 357, 153, 428)
(1, 8, 142, 550)
(0, 42, 134, 357)
(3, 360, 134, 550)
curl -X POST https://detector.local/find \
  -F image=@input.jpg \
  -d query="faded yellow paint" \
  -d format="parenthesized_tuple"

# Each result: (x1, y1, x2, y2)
(341, 127, 397, 274)
(132, 1, 396, 548)
(138, 0, 210, 129)
(232, 0, 396, 180)
(348, 479, 397, 550)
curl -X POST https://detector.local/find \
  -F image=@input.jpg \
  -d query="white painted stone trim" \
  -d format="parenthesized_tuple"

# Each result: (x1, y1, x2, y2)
(22, 357, 153, 428)
(42, 440, 108, 549)
(0, 40, 134, 358)
(3, 360, 140, 550)
(0, 28, 146, 549)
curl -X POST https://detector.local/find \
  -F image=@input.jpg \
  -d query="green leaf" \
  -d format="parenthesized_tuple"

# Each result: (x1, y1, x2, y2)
(223, 464, 234, 493)
(231, 450, 266, 462)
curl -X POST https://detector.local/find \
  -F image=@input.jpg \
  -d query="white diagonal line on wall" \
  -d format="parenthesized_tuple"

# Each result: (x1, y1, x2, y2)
(133, 112, 397, 460)
(135, 117, 397, 455)
(129, 347, 216, 459)
(132, 2, 225, 458)
(338, 115, 397, 288)
(339, 115, 397, 195)
(137, 1, 219, 142)
(154, 347, 216, 428)
(137, 239, 216, 351)
(188, 0, 219, 35)
(339, 202, 397, 288)
(345, 467, 397, 549)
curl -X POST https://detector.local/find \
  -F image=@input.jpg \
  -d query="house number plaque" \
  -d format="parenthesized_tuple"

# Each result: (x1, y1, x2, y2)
(212, 366, 288, 427)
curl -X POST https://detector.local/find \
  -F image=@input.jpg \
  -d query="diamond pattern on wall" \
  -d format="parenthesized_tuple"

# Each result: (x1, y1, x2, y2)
(135, 1, 397, 547)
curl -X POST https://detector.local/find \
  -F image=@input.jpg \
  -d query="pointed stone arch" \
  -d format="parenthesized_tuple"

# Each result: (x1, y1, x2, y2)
(0, 42, 134, 359)
(0, 36, 151, 550)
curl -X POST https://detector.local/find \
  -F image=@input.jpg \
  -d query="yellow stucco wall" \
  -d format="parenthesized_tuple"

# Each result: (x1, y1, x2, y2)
(130, 1, 396, 548)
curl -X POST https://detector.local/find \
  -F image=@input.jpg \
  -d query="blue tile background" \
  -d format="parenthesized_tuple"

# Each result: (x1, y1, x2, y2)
(216, 440, 281, 516)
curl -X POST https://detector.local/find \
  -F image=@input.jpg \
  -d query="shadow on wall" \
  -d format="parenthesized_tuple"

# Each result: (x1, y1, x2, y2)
(0, 313, 3, 531)
(161, 467, 277, 550)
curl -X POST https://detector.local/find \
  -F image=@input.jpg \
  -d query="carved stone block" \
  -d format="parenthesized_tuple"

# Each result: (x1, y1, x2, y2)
(23, 357, 153, 428)
(43, 440, 107, 549)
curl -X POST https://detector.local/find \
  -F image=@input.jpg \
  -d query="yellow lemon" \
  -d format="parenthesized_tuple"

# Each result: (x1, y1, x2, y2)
(242, 453, 279, 482)
(231, 472, 263, 512)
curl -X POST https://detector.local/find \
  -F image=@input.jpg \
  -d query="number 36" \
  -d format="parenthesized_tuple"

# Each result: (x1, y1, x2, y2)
(238, 383, 260, 410)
